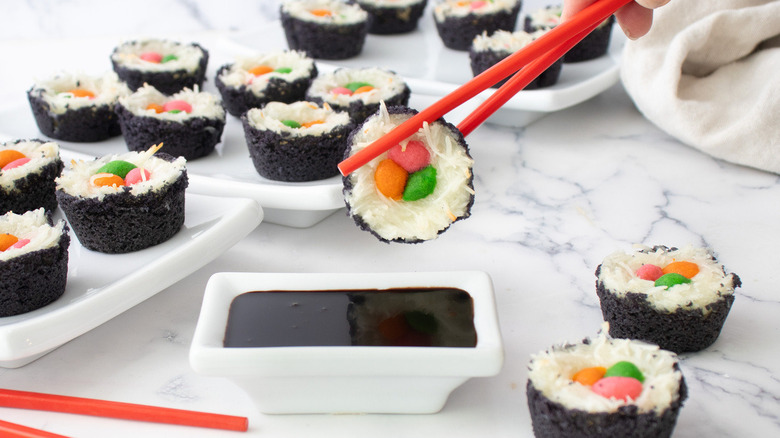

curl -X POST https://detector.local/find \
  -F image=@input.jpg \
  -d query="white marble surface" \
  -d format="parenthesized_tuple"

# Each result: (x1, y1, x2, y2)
(1, 1, 780, 437)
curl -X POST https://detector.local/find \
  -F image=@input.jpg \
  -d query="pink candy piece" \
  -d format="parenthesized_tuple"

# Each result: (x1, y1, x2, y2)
(591, 376, 643, 401)
(387, 140, 430, 173)
(12, 238, 30, 249)
(139, 52, 163, 63)
(163, 100, 192, 113)
(2, 157, 31, 171)
(124, 167, 152, 185)
(330, 87, 353, 95)
(636, 264, 664, 281)
(470, 1, 488, 10)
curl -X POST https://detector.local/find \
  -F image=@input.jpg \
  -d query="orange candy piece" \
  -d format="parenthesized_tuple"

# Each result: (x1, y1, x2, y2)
(310, 8, 332, 17)
(353, 85, 375, 94)
(0, 234, 19, 252)
(0, 149, 26, 168)
(572, 366, 607, 386)
(374, 159, 408, 200)
(90, 173, 125, 188)
(248, 65, 274, 76)
(146, 103, 165, 113)
(662, 261, 699, 279)
(301, 119, 325, 128)
(68, 88, 95, 98)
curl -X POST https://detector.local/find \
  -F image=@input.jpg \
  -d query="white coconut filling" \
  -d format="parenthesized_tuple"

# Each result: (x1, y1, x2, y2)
(472, 29, 545, 52)
(357, 0, 425, 7)
(528, 5, 562, 29)
(245, 101, 351, 135)
(528, 5, 608, 29)
(118, 84, 225, 121)
(0, 141, 60, 190)
(598, 245, 738, 313)
(282, 0, 368, 24)
(56, 149, 186, 201)
(345, 104, 474, 241)
(308, 68, 407, 106)
(111, 39, 204, 73)
(31, 72, 130, 115)
(0, 209, 65, 262)
(217, 51, 315, 95)
(528, 328, 682, 414)
(434, 0, 518, 21)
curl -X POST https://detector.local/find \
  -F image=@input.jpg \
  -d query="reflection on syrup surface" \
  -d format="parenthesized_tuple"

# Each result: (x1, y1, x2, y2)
(224, 288, 477, 348)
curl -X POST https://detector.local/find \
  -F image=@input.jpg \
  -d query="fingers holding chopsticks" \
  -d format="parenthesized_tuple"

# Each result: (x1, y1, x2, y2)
(562, 0, 671, 40)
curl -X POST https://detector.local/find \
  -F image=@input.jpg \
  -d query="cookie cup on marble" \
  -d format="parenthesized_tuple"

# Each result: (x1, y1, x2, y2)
(0, 209, 70, 317)
(55, 149, 188, 254)
(433, 0, 521, 51)
(1, 140, 64, 215)
(27, 72, 129, 142)
(356, 0, 428, 34)
(342, 105, 475, 244)
(280, 0, 369, 60)
(524, 5, 615, 62)
(595, 245, 740, 353)
(469, 30, 563, 89)
(111, 39, 209, 94)
(241, 101, 355, 182)
(215, 50, 318, 117)
(116, 85, 226, 161)
(527, 331, 687, 438)
(305, 67, 411, 125)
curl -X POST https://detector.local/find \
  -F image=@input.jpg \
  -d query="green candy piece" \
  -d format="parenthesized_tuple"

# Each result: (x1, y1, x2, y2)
(604, 361, 645, 383)
(274, 67, 292, 74)
(96, 160, 137, 178)
(402, 165, 437, 201)
(281, 119, 301, 128)
(161, 54, 178, 63)
(345, 81, 373, 92)
(404, 311, 438, 335)
(655, 273, 691, 289)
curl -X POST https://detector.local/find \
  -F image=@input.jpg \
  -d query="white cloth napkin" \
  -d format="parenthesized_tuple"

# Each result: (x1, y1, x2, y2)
(619, 0, 780, 174)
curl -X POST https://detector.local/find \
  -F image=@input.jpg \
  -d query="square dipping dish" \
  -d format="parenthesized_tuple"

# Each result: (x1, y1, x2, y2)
(189, 271, 504, 414)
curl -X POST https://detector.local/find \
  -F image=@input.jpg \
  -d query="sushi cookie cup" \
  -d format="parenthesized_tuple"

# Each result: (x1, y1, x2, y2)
(280, 0, 369, 60)
(527, 331, 687, 438)
(116, 85, 226, 161)
(356, 0, 428, 34)
(433, 0, 522, 51)
(469, 30, 563, 89)
(305, 67, 411, 125)
(524, 5, 615, 62)
(1, 140, 64, 215)
(111, 39, 209, 94)
(0, 209, 70, 317)
(241, 101, 355, 182)
(55, 146, 188, 254)
(215, 50, 318, 118)
(342, 105, 475, 244)
(27, 72, 130, 142)
(595, 245, 741, 353)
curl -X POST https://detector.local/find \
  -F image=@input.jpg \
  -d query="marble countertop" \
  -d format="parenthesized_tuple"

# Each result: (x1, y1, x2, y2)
(1, 1, 779, 437)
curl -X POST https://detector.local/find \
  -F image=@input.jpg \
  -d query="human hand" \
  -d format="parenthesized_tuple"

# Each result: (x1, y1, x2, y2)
(562, 0, 671, 39)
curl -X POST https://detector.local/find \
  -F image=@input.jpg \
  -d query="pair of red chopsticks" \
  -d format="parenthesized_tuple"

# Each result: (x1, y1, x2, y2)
(0, 388, 248, 437)
(338, 0, 632, 176)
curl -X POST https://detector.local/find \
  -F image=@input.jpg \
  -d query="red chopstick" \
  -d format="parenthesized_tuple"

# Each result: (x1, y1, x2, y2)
(457, 21, 601, 136)
(337, 0, 631, 176)
(0, 389, 248, 432)
(0, 419, 70, 438)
